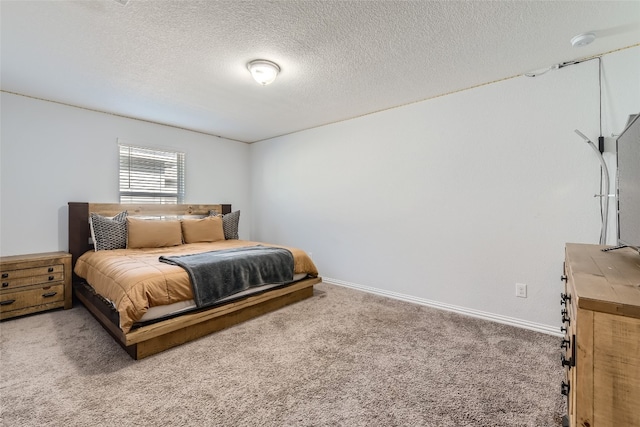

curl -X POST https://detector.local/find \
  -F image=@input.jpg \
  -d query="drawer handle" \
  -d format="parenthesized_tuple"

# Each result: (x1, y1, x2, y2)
(2, 282, 8, 288)
(561, 339, 570, 350)
(560, 274, 567, 282)
(42, 291, 57, 298)
(561, 381, 570, 396)
(560, 293, 571, 306)
(1, 273, 8, 279)
(561, 355, 574, 367)
(48, 276, 54, 281)
(48, 267, 54, 273)
(0, 299, 16, 306)
(562, 316, 570, 325)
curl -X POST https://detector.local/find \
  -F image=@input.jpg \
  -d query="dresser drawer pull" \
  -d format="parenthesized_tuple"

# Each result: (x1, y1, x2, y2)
(42, 291, 57, 298)
(561, 355, 574, 367)
(560, 274, 567, 282)
(561, 293, 571, 305)
(1, 273, 8, 279)
(2, 282, 8, 288)
(0, 299, 16, 306)
(561, 339, 570, 350)
(48, 275, 55, 281)
(561, 381, 570, 396)
(48, 267, 54, 273)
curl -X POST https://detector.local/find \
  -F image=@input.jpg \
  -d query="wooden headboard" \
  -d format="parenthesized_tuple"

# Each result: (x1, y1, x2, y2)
(68, 202, 231, 275)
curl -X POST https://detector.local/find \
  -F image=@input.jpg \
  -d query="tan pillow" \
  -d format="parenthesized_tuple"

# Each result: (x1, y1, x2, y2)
(181, 216, 225, 244)
(127, 218, 183, 248)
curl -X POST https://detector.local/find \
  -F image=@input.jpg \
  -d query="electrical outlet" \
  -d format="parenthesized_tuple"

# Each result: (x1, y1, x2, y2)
(516, 283, 527, 298)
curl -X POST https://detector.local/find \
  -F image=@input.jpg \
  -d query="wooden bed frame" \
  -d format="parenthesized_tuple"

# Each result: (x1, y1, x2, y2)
(68, 202, 321, 359)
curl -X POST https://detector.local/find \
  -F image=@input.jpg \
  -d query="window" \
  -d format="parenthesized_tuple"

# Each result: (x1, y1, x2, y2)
(118, 142, 185, 204)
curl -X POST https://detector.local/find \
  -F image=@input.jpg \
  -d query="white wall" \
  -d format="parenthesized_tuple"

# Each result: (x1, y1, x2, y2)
(250, 46, 640, 330)
(1, 46, 637, 330)
(0, 92, 250, 256)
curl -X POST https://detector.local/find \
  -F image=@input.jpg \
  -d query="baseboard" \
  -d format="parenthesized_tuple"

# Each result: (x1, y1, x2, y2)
(323, 277, 563, 337)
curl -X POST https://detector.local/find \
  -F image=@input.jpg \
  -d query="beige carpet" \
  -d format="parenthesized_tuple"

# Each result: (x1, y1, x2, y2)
(0, 282, 565, 426)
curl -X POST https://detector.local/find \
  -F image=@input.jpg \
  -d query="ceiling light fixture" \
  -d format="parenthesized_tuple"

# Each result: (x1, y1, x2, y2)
(247, 60, 280, 85)
(571, 32, 596, 48)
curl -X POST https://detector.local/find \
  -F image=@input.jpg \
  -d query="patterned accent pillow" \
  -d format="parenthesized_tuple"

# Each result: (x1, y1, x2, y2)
(89, 211, 128, 251)
(209, 210, 240, 240)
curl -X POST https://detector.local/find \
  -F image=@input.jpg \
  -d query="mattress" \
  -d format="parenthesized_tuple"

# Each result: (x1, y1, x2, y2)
(74, 240, 318, 333)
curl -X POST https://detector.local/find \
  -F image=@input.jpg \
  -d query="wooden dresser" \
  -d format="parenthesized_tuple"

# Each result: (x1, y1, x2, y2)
(562, 243, 640, 427)
(0, 251, 72, 320)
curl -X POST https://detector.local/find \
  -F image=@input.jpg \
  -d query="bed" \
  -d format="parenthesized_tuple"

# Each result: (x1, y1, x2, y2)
(68, 202, 321, 359)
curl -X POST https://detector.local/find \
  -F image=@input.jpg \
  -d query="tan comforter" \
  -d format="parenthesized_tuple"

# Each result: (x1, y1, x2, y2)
(74, 240, 318, 333)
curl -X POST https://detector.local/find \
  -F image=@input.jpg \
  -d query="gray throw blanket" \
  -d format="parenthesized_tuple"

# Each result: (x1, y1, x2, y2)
(159, 246, 294, 308)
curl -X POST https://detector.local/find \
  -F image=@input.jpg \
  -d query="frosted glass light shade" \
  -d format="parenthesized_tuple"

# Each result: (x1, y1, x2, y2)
(570, 33, 595, 48)
(247, 60, 280, 85)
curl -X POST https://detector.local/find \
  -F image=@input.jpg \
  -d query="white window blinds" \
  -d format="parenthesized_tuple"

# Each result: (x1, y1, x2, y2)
(118, 143, 185, 204)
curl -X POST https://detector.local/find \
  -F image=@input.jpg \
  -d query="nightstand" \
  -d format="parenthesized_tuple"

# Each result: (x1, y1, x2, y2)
(0, 251, 72, 320)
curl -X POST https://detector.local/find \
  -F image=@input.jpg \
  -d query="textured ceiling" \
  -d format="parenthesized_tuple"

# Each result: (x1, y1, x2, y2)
(1, 1, 639, 143)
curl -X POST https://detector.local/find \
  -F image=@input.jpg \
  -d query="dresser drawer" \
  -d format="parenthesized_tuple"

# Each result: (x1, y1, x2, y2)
(0, 284, 65, 314)
(1, 270, 64, 291)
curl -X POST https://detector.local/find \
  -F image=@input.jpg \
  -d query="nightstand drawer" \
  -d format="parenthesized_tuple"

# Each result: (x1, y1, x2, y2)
(1, 264, 64, 279)
(1, 271, 64, 291)
(0, 284, 65, 315)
